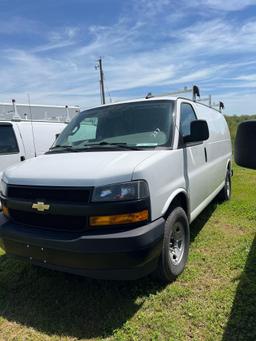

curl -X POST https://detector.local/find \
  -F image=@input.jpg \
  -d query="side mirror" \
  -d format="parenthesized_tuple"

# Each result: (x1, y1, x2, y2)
(235, 121, 256, 170)
(183, 120, 209, 143)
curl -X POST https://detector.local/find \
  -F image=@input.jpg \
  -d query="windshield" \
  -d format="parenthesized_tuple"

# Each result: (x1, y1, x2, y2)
(0, 125, 19, 154)
(53, 100, 174, 151)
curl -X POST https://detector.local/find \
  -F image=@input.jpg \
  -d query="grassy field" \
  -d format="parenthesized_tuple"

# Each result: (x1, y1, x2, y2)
(0, 164, 255, 341)
(225, 114, 256, 145)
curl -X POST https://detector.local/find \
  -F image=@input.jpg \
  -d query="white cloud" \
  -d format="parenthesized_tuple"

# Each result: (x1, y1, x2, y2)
(188, 0, 256, 11)
(235, 74, 256, 81)
(133, 0, 171, 17)
(179, 19, 256, 54)
(32, 27, 80, 53)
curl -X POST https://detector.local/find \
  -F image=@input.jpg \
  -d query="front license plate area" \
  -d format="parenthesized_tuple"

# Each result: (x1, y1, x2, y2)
(4, 240, 49, 264)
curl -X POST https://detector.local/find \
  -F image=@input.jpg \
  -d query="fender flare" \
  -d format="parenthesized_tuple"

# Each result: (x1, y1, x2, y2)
(161, 188, 189, 217)
(226, 159, 231, 170)
(225, 159, 232, 177)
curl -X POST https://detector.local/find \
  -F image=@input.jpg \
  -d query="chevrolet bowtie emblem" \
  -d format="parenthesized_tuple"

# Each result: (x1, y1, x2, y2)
(32, 202, 50, 212)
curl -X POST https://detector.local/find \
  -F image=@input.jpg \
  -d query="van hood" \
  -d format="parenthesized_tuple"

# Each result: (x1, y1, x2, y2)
(3, 151, 156, 187)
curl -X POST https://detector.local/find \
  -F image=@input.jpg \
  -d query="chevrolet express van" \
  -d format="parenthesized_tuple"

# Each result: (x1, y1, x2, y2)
(0, 95, 232, 282)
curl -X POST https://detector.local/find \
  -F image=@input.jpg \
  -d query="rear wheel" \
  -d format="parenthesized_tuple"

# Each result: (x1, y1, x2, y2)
(154, 207, 190, 283)
(219, 169, 231, 202)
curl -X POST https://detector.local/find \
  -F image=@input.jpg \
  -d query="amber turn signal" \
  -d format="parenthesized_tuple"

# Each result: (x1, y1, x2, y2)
(2, 205, 9, 217)
(90, 209, 149, 226)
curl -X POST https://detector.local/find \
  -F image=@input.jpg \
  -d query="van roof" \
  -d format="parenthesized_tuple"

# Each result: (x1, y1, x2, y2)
(82, 96, 178, 112)
(81, 95, 222, 114)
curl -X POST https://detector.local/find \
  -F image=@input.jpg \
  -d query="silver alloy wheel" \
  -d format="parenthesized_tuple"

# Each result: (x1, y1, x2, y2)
(169, 222, 185, 265)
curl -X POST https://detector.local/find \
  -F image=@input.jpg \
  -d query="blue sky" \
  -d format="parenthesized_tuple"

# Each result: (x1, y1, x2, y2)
(0, 0, 256, 115)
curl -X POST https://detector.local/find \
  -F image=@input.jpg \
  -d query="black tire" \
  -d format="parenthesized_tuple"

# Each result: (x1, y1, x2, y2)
(154, 207, 190, 283)
(218, 169, 231, 202)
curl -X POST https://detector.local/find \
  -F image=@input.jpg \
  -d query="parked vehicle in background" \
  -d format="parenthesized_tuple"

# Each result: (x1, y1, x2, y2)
(0, 100, 79, 202)
(235, 120, 256, 170)
(0, 120, 66, 178)
(0, 86, 232, 282)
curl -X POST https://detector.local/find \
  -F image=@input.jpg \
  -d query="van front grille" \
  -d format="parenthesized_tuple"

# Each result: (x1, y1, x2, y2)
(7, 185, 92, 204)
(9, 209, 88, 232)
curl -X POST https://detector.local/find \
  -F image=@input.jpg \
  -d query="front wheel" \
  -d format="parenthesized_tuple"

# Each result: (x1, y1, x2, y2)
(154, 207, 190, 283)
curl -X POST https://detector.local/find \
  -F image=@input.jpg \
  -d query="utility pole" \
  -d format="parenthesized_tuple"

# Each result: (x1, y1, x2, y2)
(95, 58, 106, 105)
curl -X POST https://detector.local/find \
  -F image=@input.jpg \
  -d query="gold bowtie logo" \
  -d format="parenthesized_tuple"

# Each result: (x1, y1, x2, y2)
(32, 202, 50, 212)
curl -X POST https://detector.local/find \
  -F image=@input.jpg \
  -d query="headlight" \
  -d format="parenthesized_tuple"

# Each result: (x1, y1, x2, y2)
(0, 180, 7, 197)
(92, 180, 149, 202)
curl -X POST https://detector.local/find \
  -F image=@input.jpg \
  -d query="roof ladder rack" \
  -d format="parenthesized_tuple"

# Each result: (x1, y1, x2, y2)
(145, 85, 201, 102)
(212, 101, 225, 113)
(145, 86, 225, 113)
(197, 95, 212, 107)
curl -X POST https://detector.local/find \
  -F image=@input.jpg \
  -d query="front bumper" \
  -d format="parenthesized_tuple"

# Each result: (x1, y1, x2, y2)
(0, 215, 165, 280)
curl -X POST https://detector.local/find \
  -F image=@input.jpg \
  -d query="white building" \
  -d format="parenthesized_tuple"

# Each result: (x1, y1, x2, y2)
(0, 100, 80, 122)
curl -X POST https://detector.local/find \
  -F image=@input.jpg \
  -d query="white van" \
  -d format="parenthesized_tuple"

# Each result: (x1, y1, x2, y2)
(0, 92, 232, 282)
(0, 120, 66, 180)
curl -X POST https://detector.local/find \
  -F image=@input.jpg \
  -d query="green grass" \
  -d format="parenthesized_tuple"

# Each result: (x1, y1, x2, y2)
(0, 164, 256, 340)
(225, 114, 256, 146)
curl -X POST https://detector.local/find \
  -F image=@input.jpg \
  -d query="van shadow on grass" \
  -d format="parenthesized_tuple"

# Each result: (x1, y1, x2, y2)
(0, 255, 165, 339)
(0, 201, 218, 340)
(190, 199, 218, 242)
(222, 235, 256, 341)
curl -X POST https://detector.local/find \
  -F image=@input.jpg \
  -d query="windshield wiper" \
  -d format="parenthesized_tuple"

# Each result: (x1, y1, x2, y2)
(47, 145, 78, 153)
(50, 145, 72, 150)
(47, 142, 142, 154)
(82, 142, 141, 150)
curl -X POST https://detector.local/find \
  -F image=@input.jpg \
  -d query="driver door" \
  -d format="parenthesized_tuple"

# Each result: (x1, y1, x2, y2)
(178, 101, 209, 217)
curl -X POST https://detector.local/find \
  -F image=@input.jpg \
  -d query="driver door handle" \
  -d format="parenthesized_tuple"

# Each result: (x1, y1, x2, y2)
(204, 147, 208, 162)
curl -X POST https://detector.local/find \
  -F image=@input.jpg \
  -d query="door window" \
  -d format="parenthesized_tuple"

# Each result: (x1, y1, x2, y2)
(180, 103, 197, 137)
(0, 125, 19, 154)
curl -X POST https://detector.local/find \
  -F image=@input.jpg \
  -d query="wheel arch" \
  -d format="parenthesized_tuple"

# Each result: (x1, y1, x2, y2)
(162, 189, 190, 221)
(226, 159, 232, 177)
(226, 159, 232, 171)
